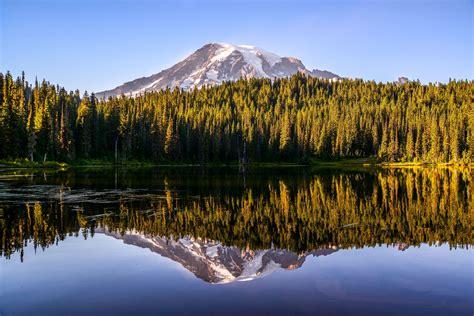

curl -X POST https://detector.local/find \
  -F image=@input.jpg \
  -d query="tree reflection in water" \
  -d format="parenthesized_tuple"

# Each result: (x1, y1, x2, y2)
(1, 167, 472, 263)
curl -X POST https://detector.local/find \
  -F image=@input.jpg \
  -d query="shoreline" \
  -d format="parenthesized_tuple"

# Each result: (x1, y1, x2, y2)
(1, 159, 472, 170)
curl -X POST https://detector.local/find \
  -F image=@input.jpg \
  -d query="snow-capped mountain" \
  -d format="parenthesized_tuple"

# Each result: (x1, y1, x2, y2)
(97, 228, 338, 284)
(96, 43, 340, 98)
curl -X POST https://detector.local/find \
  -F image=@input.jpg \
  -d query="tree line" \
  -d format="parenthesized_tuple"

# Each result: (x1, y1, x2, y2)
(0, 71, 472, 163)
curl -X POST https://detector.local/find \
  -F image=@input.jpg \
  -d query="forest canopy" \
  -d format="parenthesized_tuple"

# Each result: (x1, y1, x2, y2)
(0, 71, 472, 163)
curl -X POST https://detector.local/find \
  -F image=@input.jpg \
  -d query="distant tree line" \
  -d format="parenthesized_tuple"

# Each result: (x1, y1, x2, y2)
(0, 71, 472, 163)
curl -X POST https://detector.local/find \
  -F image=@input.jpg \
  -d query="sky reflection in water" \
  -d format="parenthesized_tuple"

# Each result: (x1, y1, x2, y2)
(1, 167, 472, 315)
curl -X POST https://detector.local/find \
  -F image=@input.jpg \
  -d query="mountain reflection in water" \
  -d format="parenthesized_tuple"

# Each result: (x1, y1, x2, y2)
(97, 228, 338, 284)
(1, 167, 471, 269)
(1, 167, 472, 315)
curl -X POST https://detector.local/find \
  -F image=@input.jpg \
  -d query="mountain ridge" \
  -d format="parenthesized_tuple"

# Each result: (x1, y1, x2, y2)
(96, 43, 340, 99)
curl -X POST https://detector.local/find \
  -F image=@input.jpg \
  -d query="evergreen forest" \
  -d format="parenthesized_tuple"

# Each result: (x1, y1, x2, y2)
(0, 71, 472, 164)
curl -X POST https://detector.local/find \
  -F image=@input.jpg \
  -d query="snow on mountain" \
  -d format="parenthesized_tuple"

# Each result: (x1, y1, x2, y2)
(96, 228, 338, 284)
(96, 43, 340, 99)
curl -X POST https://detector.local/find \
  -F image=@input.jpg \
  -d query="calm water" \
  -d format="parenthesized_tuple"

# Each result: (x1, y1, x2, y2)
(0, 167, 472, 315)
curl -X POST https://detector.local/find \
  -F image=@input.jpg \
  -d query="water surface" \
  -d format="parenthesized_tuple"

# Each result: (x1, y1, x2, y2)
(1, 167, 472, 315)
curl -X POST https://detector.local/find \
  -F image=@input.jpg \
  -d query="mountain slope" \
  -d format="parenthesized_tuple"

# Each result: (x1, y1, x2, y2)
(96, 43, 339, 98)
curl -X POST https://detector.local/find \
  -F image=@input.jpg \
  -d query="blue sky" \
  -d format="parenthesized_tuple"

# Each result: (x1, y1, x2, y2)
(1, 0, 472, 93)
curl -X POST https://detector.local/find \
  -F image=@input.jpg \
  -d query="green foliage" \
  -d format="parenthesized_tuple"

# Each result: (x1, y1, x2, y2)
(0, 158, 67, 168)
(0, 71, 472, 163)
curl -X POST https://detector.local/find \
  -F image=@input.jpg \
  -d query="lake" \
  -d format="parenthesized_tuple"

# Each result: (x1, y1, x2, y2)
(0, 166, 472, 315)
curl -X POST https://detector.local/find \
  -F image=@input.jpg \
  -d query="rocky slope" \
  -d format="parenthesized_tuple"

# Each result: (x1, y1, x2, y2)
(96, 43, 339, 98)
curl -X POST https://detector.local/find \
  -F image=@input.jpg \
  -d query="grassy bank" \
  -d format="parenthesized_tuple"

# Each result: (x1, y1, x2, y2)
(0, 158, 472, 169)
(0, 159, 68, 169)
(309, 157, 473, 168)
(70, 159, 159, 167)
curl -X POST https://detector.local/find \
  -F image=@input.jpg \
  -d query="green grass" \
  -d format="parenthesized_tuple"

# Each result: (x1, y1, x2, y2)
(309, 157, 473, 168)
(70, 159, 163, 169)
(72, 159, 309, 168)
(0, 157, 471, 170)
(0, 159, 68, 169)
(309, 157, 379, 166)
(378, 162, 474, 170)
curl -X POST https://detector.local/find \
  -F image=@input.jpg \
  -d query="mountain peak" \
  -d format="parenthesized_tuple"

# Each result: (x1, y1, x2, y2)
(96, 43, 340, 99)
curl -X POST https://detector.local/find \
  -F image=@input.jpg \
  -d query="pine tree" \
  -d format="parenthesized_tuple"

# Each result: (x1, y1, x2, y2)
(76, 92, 92, 158)
(164, 117, 176, 158)
(406, 126, 414, 161)
(279, 111, 291, 154)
